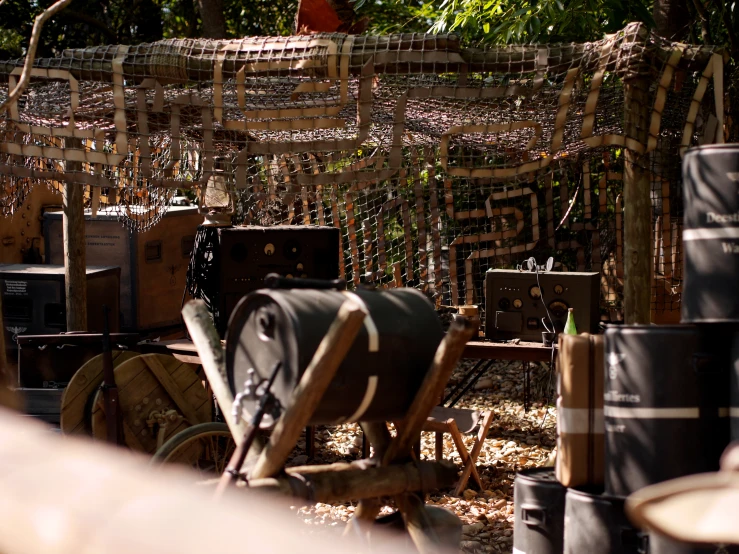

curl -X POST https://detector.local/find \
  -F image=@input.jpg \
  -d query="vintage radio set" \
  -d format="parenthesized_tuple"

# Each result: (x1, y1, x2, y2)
(485, 267, 600, 341)
(214, 225, 341, 335)
(45, 206, 202, 331)
(0, 264, 121, 386)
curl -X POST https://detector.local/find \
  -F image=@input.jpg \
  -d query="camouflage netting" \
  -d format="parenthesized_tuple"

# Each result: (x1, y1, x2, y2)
(0, 22, 726, 328)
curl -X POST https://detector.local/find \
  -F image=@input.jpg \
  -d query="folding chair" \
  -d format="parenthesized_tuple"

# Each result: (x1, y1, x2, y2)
(423, 406, 494, 496)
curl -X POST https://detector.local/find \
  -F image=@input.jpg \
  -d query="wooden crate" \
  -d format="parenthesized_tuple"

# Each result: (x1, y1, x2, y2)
(44, 206, 202, 332)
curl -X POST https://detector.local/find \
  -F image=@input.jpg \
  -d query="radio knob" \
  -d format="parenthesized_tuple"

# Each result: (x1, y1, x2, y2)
(498, 298, 511, 311)
(554, 284, 564, 294)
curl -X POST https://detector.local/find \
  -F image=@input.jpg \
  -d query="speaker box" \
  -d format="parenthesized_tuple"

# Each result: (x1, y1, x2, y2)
(216, 225, 341, 334)
(485, 269, 600, 341)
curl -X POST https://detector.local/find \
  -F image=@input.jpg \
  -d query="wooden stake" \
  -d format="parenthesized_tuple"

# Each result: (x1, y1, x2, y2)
(251, 300, 366, 480)
(248, 460, 458, 503)
(182, 300, 248, 444)
(62, 137, 87, 331)
(623, 77, 652, 324)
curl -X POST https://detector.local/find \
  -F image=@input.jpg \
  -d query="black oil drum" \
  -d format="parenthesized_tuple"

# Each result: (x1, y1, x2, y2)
(683, 145, 739, 323)
(604, 325, 730, 497)
(225, 288, 444, 426)
(513, 468, 566, 554)
(732, 333, 739, 441)
(649, 531, 739, 554)
(564, 488, 647, 554)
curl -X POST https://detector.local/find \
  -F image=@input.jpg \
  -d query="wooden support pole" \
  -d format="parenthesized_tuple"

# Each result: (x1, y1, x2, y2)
(251, 300, 366, 480)
(623, 77, 652, 324)
(248, 460, 458, 503)
(182, 300, 248, 443)
(63, 138, 87, 331)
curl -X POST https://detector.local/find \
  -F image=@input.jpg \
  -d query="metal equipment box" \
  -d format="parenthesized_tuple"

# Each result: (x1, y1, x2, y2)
(0, 264, 121, 338)
(0, 264, 121, 385)
(44, 206, 202, 331)
(213, 225, 341, 335)
(485, 269, 600, 341)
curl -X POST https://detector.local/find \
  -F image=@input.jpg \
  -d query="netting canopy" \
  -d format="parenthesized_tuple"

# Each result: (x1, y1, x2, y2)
(0, 22, 726, 327)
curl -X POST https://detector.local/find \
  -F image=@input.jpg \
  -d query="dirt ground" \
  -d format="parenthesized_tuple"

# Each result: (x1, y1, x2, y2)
(285, 359, 557, 554)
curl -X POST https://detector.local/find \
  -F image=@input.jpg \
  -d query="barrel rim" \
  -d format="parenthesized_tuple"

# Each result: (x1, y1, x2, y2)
(681, 317, 739, 324)
(516, 467, 558, 479)
(604, 324, 697, 333)
(684, 144, 739, 155)
(565, 486, 626, 504)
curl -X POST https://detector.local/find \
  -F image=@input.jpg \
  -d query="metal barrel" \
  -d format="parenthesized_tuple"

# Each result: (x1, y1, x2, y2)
(604, 325, 730, 496)
(563, 487, 646, 554)
(513, 468, 566, 554)
(732, 332, 739, 441)
(649, 532, 739, 554)
(225, 287, 444, 427)
(682, 145, 739, 323)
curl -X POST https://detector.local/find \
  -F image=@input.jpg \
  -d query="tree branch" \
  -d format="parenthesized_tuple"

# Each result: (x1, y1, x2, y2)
(690, 0, 713, 44)
(0, 0, 73, 113)
(711, 0, 738, 56)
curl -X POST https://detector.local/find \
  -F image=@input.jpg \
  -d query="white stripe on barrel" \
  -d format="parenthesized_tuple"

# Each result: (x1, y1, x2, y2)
(604, 406, 700, 419)
(342, 291, 379, 352)
(683, 227, 739, 240)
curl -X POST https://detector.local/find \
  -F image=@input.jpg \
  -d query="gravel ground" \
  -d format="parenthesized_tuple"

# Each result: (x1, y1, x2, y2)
(284, 359, 557, 554)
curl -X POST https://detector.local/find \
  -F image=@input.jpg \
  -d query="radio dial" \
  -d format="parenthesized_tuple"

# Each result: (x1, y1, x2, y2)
(512, 298, 523, 309)
(549, 300, 569, 318)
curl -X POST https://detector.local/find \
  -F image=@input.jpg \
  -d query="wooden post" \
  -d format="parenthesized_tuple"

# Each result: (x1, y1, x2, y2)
(63, 139, 87, 331)
(182, 300, 248, 443)
(247, 460, 458, 503)
(623, 76, 652, 324)
(251, 300, 366, 480)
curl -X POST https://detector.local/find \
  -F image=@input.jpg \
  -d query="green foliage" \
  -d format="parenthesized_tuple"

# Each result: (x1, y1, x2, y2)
(429, 0, 653, 44)
(222, 0, 297, 37)
(0, 0, 296, 58)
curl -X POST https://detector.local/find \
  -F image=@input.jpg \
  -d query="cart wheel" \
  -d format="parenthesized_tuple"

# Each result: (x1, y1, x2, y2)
(151, 422, 238, 475)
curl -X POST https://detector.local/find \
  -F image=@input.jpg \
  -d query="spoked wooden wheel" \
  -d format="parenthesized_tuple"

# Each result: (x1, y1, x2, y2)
(151, 422, 236, 475)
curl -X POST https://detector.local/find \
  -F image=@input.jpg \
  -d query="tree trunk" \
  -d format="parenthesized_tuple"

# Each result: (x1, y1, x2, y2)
(196, 0, 227, 39)
(653, 0, 691, 40)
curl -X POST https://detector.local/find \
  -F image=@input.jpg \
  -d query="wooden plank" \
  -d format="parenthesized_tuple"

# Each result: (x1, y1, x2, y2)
(144, 354, 203, 426)
(63, 137, 87, 331)
(89, 354, 206, 453)
(60, 350, 139, 435)
(182, 300, 249, 445)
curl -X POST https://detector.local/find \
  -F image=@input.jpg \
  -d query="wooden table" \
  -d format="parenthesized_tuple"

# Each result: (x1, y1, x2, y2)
(137, 339, 207, 365)
(137, 337, 558, 417)
(450, 339, 559, 411)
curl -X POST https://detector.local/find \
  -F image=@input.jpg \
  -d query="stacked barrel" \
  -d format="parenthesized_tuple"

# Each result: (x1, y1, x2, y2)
(513, 145, 739, 554)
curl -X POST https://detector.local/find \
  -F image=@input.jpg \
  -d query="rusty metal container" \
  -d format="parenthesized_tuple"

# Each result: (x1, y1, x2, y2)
(513, 468, 566, 554)
(682, 145, 739, 323)
(604, 325, 730, 496)
(225, 288, 443, 427)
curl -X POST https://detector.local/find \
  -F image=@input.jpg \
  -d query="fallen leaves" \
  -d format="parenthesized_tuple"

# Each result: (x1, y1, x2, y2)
(285, 359, 556, 554)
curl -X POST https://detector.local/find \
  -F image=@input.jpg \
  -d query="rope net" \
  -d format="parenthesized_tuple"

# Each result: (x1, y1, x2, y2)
(0, 23, 724, 329)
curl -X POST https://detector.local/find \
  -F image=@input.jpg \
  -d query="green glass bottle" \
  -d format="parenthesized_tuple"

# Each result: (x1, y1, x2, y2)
(564, 308, 578, 335)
